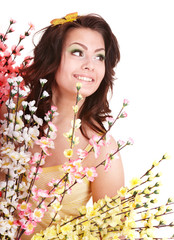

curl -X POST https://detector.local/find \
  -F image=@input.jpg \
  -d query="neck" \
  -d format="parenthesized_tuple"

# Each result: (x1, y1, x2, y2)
(52, 89, 85, 119)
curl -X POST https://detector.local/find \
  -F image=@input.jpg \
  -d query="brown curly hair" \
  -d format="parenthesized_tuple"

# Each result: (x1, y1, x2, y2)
(22, 13, 120, 139)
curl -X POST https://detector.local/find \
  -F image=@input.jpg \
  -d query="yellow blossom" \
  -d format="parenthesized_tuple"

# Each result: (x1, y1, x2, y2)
(118, 186, 128, 197)
(163, 153, 170, 159)
(141, 210, 150, 220)
(78, 93, 83, 101)
(144, 188, 151, 194)
(76, 82, 82, 90)
(147, 174, 155, 181)
(89, 235, 98, 240)
(130, 177, 142, 187)
(86, 206, 99, 218)
(135, 194, 143, 204)
(61, 224, 73, 235)
(72, 104, 79, 113)
(144, 214, 155, 228)
(152, 160, 159, 167)
(156, 172, 162, 177)
(8, 220, 13, 225)
(31, 232, 44, 240)
(64, 148, 73, 158)
(145, 227, 155, 237)
(81, 220, 90, 231)
(150, 198, 158, 204)
(54, 186, 65, 195)
(52, 200, 62, 211)
(63, 129, 73, 140)
(71, 118, 81, 129)
(78, 205, 87, 215)
(43, 225, 57, 239)
(73, 136, 79, 145)
(56, 224, 60, 234)
(156, 205, 166, 215)
(127, 229, 136, 240)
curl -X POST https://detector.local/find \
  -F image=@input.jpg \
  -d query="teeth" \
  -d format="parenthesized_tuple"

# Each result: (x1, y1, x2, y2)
(77, 76, 92, 82)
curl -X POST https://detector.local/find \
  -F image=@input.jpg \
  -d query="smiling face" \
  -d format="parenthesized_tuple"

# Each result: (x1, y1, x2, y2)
(54, 27, 106, 100)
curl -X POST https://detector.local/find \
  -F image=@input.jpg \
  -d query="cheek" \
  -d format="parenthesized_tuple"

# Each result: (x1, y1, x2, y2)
(98, 64, 105, 82)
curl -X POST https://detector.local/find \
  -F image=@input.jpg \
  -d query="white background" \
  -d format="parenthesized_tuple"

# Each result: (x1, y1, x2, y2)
(1, 0, 174, 236)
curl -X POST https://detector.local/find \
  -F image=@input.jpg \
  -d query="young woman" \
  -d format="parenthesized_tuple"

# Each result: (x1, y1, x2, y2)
(3, 13, 125, 239)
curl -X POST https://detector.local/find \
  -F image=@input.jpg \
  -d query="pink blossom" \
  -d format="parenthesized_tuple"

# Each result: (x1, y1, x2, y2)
(48, 121, 58, 132)
(28, 166, 43, 180)
(105, 134, 111, 145)
(76, 149, 88, 159)
(127, 137, 134, 145)
(11, 45, 24, 56)
(9, 27, 14, 33)
(31, 208, 45, 222)
(0, 42, 7, 52)
(104, 152, 119, 171)
(10, 19, 16, 24)
(84, 167, 98, 182)
(63, 159, 83, 173)
(123, 98, 129, 106)
(35, 137, 54, 156)
(28, 22, 35, 30)
(20, 34, 25, 40)
(29, 152, 45, 165)
(104, 156, 111, 171)
(31, 185, 39, 201)
(23, 220, 37, 235)
(119, 111, 127, 118)
(89, 135, 105, 158)
(17, 202, 32, 213)
(37, 189, 49, 198)
(47, 178, 60, 187)
(117, 139, 126, 148)
(51, 105, 57, 112)
(106, 117, 115, 126)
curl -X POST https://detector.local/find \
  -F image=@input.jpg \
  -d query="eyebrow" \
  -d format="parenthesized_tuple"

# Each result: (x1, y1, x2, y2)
(69, 42, 105, 52)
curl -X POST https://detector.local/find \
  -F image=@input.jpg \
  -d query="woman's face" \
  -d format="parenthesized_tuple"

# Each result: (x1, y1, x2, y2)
(54, 27, 105, 99)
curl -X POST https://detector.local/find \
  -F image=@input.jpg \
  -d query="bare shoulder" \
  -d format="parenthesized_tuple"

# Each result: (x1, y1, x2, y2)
(89, 134, 125, 202)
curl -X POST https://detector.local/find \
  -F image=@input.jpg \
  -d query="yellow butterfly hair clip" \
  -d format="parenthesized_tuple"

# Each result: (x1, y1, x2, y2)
(51, 12, 78, 26)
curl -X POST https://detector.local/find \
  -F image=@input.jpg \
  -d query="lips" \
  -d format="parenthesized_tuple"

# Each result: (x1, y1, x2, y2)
(73, 74, 94, 82)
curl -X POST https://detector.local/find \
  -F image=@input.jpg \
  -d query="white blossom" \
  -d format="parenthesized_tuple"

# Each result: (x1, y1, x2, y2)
(22, 100, 28, 108)
(7, 78, 14, 85)
(41, 90, 49, 98)
(19, 89, 28, 97)
(40, 78, 48, 86)
(24, 114, 31, 121)
(11, 89, 17, 96)
(30, 106, 37, 113)
(15, 76, 23, 83)
(5, 99, 16, 109)
(33, 114, 43, 126)
(28, 100, 36, 108)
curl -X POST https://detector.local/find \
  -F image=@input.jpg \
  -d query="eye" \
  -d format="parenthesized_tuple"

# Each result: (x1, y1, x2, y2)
(95, 54, 105, 61)
(71, 49, 84, 57)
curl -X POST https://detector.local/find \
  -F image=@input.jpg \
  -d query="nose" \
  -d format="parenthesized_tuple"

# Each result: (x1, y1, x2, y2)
(81, 58, 94, 71)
